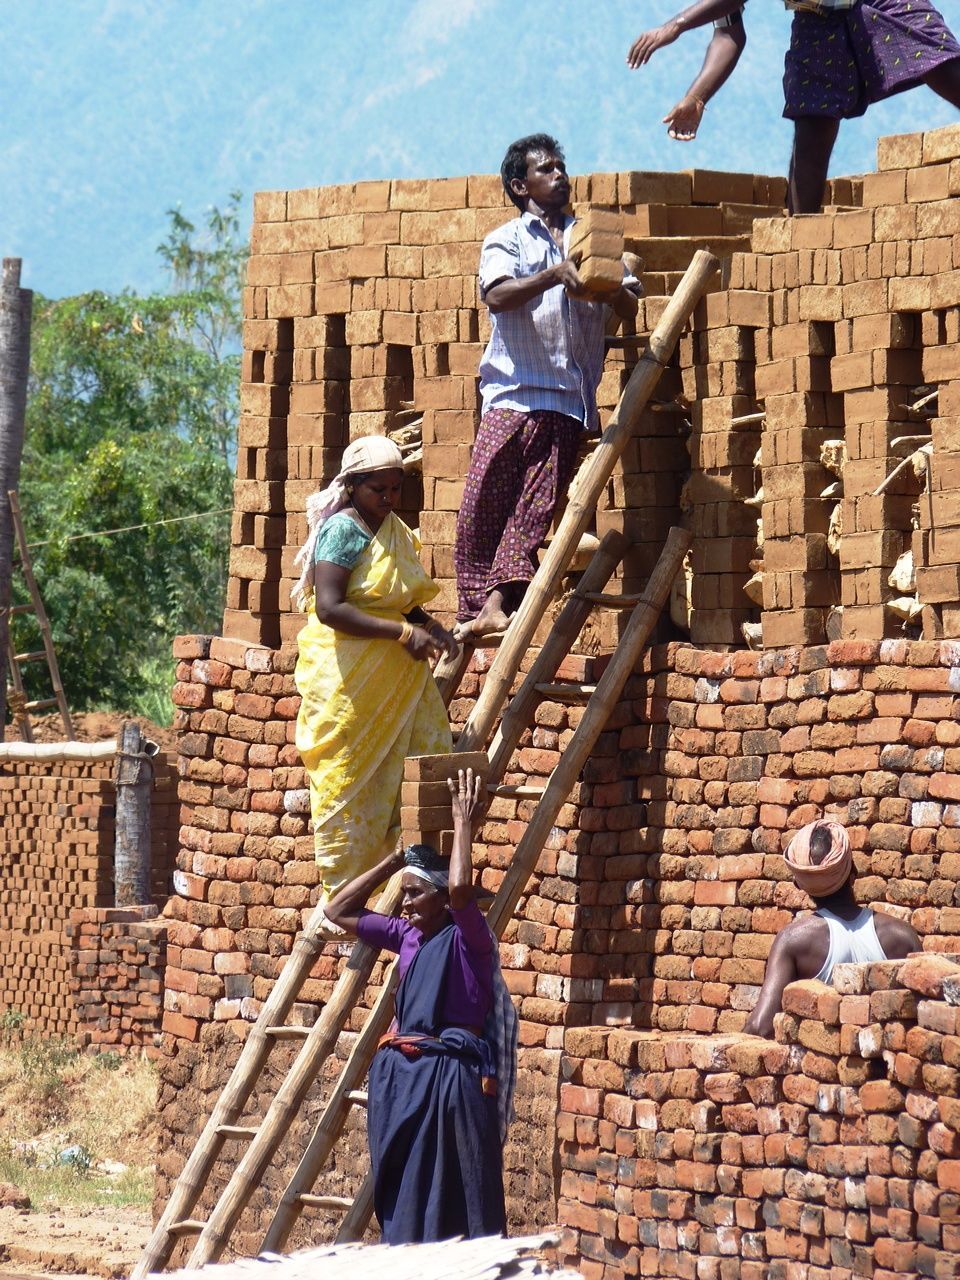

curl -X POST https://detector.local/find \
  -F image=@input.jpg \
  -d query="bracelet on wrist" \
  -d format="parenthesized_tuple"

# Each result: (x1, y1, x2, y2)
(398, 620, 414, 647)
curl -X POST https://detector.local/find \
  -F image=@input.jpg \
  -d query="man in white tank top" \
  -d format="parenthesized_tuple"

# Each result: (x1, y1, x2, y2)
(742, 819, 919, 1038)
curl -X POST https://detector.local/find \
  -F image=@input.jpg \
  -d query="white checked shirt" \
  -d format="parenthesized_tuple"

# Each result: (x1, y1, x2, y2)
(478, 212, 620, 430)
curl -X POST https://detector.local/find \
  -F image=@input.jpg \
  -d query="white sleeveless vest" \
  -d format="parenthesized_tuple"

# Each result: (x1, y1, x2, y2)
(812, 907, 887, 984)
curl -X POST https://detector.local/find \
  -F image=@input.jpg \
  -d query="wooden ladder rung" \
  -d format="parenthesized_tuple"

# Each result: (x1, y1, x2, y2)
(534, 681, 597, 703)
(298, 1194, 354, 1211)
(490, 784, 546, 800)
(168, 1220, 206, 1236)
(583, 591, 644, 608)
(345, 1090, 368, 1107)
(24, 698, 58, 712)
(463, 632, 503, 649)
(8, 604, 33, 617)
(215, 1125, 258, 1139)
(265, 1025, 311, 1039)
(12, 649, 47, 663)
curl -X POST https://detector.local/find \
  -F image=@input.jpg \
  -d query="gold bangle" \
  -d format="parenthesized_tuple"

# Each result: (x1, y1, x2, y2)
(398, 621, 414, 647)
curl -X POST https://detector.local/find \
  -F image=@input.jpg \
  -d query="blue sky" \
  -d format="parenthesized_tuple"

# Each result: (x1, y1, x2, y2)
(2, 0, 958, 299)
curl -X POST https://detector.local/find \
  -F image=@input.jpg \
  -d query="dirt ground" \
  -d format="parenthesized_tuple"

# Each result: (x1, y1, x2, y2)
(0, 1204, 150, 1279)
(13, 711, 178, 754)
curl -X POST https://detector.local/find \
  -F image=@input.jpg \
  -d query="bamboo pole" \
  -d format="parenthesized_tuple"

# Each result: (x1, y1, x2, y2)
(487, 530, 624, 781)
(486, 525, 691, 937)
(456, 250, 717, 754)
(260, 967, 399, 1253)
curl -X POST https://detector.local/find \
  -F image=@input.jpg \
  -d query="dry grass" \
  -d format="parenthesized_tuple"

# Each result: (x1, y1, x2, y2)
(0, 1025, 157, 1208)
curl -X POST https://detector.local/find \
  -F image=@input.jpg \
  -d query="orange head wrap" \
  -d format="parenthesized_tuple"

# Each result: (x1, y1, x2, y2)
(783, 819, 852, 898)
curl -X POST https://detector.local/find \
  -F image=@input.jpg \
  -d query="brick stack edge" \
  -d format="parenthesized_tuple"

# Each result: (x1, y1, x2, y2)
(0, 754, 177, 1043)
(558, 952, 960, 1280)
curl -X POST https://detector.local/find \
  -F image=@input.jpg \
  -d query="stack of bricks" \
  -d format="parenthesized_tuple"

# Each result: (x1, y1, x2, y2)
(724, 121, 960, 646)
(556, 951, 960, 1280)
(67, 905, 166, 1055)
(569, 637, 960, 1033)
(157, 629, 960, 1245)
(680, 289, 770, 647)
(918, 376, 960, 636)
(0, 754, 177, 1039)
(230, 165, 789, 652)
(399, 751, 488, 855)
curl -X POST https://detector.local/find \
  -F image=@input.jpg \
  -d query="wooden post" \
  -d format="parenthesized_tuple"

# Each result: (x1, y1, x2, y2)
(456, 250, 718, 753)
(114, 720, 158, 905)
(0, 260, 32, 740)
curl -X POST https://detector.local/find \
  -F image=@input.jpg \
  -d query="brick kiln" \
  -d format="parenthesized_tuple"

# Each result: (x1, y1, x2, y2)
(41, 118, 960, 1279)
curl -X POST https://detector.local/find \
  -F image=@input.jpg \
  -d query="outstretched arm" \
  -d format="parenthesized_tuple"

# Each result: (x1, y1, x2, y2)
(742, 929, 800, 1039)
(627, 0, 745, 68)
(662, 23, 746, 140)
(447, 768, 485, 911)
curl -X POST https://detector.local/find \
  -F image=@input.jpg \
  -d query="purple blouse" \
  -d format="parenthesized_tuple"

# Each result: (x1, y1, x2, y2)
(356, 900, 494, 1027)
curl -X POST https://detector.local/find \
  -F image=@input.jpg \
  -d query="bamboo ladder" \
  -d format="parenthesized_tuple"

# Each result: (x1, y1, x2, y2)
(4, 489, 75, 740)
(133, 249, 718, 1279)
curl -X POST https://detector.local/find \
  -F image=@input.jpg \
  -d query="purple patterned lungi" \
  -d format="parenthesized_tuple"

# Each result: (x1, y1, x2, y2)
(783, 0, 960, 118)
(454, 408, 582, 622)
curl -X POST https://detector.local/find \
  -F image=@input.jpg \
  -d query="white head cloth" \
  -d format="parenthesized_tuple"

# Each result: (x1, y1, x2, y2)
(291, 435, 404, 610)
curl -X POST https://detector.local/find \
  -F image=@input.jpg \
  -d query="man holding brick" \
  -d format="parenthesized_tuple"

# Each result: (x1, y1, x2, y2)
(742, 819, 919, 1037)
(453, 133, 640, 640)
(627, 0, 960, 214)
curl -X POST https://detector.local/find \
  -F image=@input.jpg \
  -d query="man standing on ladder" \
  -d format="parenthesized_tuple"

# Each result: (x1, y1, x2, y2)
(453, 134, 641, 642)
(626, 0, 960, 214)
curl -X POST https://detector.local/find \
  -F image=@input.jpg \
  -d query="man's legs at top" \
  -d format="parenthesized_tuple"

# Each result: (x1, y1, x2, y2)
(453, 409, 581, 637)
(484, 409, 581, 620)
(454, 408, 534, 636)
(925, 58, 960, 108)
(788, 117, 841, 215)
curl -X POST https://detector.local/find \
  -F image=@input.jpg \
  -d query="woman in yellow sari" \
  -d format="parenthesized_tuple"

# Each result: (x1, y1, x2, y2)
(292, 436, 457, 900)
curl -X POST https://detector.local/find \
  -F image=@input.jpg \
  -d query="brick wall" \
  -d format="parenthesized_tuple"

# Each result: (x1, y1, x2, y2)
(155, 632, 960, 1253)
(67, 905, 166, 1055)
(0, 754, 178, 1039)
(557, 952, 960, 1280)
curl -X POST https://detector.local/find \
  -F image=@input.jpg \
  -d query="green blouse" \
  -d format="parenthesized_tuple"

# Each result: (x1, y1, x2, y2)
(314, 512, 372, 570)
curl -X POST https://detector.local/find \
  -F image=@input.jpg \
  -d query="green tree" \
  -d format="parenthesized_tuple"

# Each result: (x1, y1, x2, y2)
(11, 195, 246, 719)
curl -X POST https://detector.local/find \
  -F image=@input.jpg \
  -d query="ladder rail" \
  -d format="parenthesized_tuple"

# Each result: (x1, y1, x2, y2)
(487, 530, 624, 781)
(5, 633, 34, 742)
(6, 490, 75, 739)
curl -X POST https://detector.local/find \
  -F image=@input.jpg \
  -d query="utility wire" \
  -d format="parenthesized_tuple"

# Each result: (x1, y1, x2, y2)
(23, 508, 233, 551)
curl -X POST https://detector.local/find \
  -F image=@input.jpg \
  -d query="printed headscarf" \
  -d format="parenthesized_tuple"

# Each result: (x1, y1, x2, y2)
(784, 819, 853, 898)
(291, 435, 404, 609)
(402, 843, 450, 892)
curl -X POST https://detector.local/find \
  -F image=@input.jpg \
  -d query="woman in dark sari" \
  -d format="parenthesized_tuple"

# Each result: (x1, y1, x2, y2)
(324, 768, 517, 1245)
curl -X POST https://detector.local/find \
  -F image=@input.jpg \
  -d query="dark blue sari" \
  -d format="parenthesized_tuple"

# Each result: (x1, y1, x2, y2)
(367, 920, 507, 1244)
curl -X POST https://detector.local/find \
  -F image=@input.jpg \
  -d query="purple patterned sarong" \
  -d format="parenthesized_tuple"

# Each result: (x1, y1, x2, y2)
(454, 408, 582, 622)
(783, 0, 960, 118)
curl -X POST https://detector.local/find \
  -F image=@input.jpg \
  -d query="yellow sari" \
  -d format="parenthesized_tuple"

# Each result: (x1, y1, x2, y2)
(295, 513, 452, 897)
